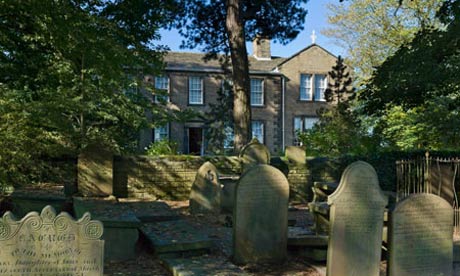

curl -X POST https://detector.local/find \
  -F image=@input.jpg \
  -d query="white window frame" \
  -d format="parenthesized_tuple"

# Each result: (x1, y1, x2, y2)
(251, 120, 264, 143)
(314, 74, 327, 102)
(188, 76, 203, 105)
(223, 125, 234, 149)
(250, 78, 264, 106)
(300, 74, 312, 101)
(293, 116, 318, 145)
(153, 124, 169, 142)
(154, 76, 169, 103)
(221, 79, 233, 96)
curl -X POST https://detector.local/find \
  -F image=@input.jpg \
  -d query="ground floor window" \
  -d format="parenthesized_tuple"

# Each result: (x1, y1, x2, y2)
(153, 124, 169, 142)
(252, 120, 264, 143)
(294, 117, 319, 145)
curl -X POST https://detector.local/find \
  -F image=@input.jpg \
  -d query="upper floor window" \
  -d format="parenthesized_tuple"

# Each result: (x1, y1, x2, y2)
(299, 74, 328, 101)
(153, 124, 169, 142)
(314, 74, 327, 101)
(154, 76, 169, 103)
(300, 74, 312, 100)
(250, 79, 264, 106)
(252, 120, 264, 143)
(189, 76, 203, 104)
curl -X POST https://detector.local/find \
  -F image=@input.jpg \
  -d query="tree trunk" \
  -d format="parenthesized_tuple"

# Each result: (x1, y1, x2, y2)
(226, 0, 251, 153)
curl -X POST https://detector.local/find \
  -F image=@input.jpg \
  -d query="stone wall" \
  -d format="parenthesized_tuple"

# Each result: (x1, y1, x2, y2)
(113, 156, 204, 200)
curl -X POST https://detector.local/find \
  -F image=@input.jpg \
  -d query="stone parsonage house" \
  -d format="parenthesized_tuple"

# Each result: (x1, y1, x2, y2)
(141, 37, 340, 155)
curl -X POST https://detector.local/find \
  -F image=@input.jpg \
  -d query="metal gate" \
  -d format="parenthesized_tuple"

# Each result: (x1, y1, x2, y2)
(396, 152, 460, 237)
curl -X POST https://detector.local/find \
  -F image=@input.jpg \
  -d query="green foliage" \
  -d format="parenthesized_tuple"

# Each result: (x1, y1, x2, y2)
(360, 0, 460, 150)
(324, 0, 444, 83)
(298, 56, 372, 157)
(145, 140, 179, 156)
(202, 80, 234, 155)
(0, 1, 179, 187)
(175, 0, 309, 55)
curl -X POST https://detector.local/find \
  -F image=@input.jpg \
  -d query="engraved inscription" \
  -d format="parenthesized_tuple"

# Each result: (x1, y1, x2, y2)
(389, 194, 453, 276)
(327, 161, 388, 276)
(0, 206, 104, 276)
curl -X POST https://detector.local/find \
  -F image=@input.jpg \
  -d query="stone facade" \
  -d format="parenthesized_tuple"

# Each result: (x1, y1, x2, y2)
(140, 41, 342, 155)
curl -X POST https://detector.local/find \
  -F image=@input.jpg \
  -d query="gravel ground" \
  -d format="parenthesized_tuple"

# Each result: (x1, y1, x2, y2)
(104, 201, 323, 276)
(101, 200, 460, 276)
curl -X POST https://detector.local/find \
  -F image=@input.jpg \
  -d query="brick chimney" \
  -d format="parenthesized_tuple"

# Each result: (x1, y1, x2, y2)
(253, 36, 271, 60)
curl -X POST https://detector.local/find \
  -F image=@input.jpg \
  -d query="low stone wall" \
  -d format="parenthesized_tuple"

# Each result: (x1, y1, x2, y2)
(113, 156, 205, 200)
(42, 155, 341, 202)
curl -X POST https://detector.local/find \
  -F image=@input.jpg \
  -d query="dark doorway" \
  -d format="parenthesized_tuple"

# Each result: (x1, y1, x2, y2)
(188, 127, 203, 155)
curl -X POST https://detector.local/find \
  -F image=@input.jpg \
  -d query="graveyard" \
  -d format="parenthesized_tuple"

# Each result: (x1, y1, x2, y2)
(0, 139, 459, 276)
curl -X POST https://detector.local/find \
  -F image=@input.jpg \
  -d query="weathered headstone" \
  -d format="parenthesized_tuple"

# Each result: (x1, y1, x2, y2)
(285, 146, 306, 165)
(0, 205, 104, 275)
(388, 193, 453, 276)
(233, 164, 289, 264)
(239, 138, 270, 172)
(189, 161, 221, 214)
(327, 161, 388, 276)
(78, 144, 113, 197)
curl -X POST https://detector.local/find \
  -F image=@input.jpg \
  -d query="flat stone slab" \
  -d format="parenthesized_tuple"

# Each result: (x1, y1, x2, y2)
(161, 256, 250, 276)
(73, 198, 141, 228)
(141, 220, 214, 254)
(288, 227, 328, 247)
(117, 199, 180, 222)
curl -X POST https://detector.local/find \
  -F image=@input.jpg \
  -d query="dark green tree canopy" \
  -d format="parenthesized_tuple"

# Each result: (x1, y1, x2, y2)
(175, 0, 308, 55)
(359, 0, 460, 116)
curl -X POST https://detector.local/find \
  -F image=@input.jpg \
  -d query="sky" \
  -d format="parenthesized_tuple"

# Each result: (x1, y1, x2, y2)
(157, 0, 347, 58)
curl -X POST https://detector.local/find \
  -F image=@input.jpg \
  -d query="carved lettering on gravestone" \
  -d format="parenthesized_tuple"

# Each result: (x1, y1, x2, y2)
(189, 161, 221, 214)
(0, 205, 104, 276)
(388, 193, 453, 276)
(233, 164, 289, 264)
(78, 144, 113, 197)
(327, 161, 388, 276)
(239, 139, 270, 172)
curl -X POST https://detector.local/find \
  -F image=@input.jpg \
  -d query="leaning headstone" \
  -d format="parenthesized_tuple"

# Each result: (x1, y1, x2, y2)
(78, 144, 113, 197)
(189, 161, 221, 214)
(285, 146, 306, 165)
(233, 164, 289, 264)
(0, 205, 104, 275)
(327, 161, 388, 276)
(239, 138, 270, 172)
(388, 193, 453, 276)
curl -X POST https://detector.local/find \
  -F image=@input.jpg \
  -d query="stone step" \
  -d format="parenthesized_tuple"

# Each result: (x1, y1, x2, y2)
(160, 255, 250, 276)
(117, 199, 181, 222)
(288, 227, 328, 247)
(141, 220, 214, 255)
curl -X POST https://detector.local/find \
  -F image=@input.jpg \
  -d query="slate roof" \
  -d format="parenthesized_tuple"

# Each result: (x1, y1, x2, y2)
(164, 52, 287, 74)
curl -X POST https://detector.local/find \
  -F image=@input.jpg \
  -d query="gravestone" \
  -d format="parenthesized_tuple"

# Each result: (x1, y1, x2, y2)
(233, 164, 289, 264)
(239, 139, 270, 172)
(78, 144, 113, 197)
(0, 205, 104, 275)
(327, 161, 388, 276)
(285, 146, 306, 165)
(189, 161, 221, 214)
(388, 193, 453, 276)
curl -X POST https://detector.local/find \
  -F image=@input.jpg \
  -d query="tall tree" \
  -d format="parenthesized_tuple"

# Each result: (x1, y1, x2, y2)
(0, 0, 183, 186)
(175, 0, 308, 152)
(323, 0, 444, 83)
(298, 56, 369, 156)
(359, 0, 460, 150)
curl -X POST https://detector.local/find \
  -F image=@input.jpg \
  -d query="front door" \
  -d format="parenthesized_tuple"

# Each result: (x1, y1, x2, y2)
(188, 127, 203, 155)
